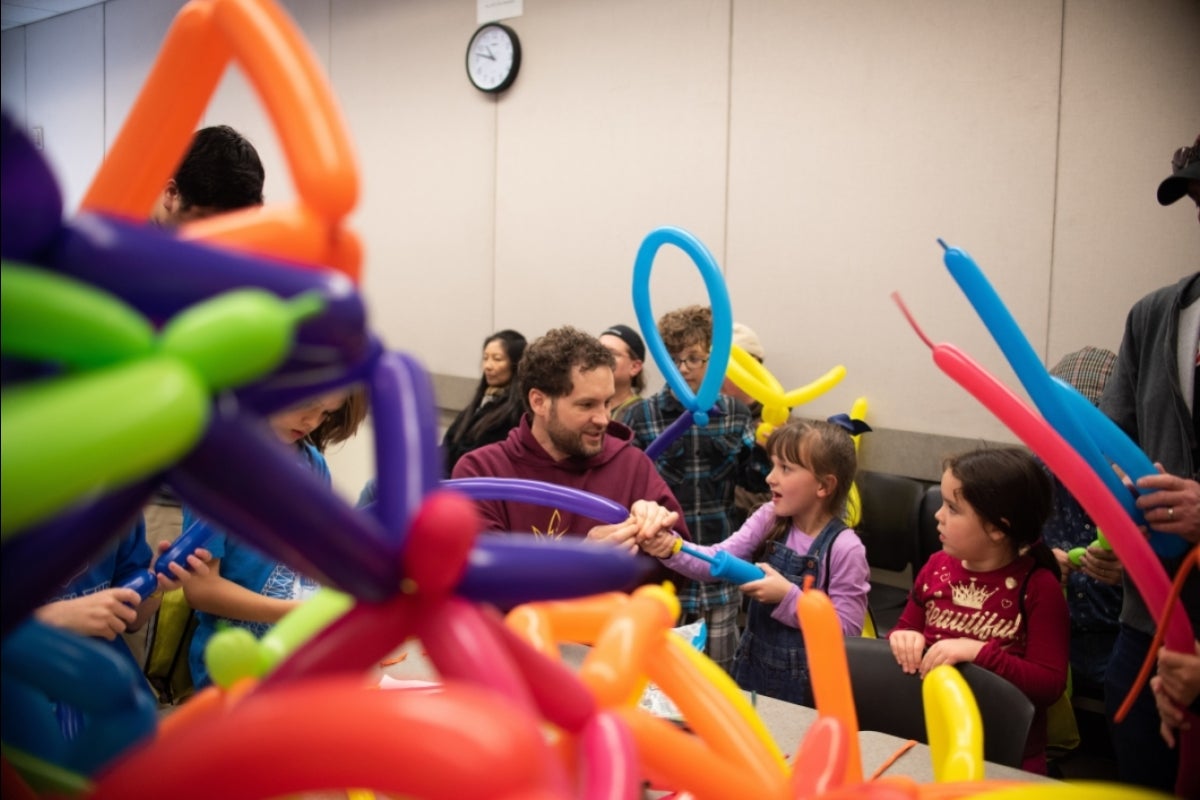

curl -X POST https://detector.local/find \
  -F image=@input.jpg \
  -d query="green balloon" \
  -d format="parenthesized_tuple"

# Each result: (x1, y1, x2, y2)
(157, 290, 323, 391)
(0, 261, 153, 367)
(1, 357, 208, 538)
(205, 627, 269, 689)
(259, 588, 354, 672)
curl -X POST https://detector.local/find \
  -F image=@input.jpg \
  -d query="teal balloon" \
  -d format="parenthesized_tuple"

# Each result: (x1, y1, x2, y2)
(1, 357, 208, 538)
(0, 260, 154, 367)
(158, 290, 323, 391)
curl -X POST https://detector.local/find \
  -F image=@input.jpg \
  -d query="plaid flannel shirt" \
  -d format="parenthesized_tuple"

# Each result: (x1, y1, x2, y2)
(625, 389, 769, 613)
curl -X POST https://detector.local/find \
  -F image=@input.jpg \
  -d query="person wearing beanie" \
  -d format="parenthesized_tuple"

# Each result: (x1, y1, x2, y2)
(599, 324, 646, 422)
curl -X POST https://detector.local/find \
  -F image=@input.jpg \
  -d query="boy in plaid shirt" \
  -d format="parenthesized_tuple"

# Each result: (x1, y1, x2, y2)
(624, 305, 769, 672)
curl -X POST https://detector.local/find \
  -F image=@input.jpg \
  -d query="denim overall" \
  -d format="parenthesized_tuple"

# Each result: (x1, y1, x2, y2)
(730, 518, 845, 707)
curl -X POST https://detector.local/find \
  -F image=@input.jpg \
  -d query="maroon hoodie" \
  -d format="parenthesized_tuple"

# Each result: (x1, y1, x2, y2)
(452, 415, 691, 585)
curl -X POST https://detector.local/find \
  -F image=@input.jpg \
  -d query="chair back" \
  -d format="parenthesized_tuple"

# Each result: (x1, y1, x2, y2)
(915, 484, 943, 575)
(844, 637, 1035, 769)
(855, 471, 923, 572)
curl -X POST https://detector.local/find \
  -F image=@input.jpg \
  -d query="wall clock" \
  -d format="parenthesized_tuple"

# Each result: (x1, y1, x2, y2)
(466, 23, 521, 94)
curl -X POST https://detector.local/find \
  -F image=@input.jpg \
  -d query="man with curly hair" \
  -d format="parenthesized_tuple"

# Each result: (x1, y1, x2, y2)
(452, 326, 690, 586)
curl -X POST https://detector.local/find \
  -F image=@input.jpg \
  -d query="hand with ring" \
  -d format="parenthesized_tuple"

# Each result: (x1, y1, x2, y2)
(1134, 466, 1200, 543)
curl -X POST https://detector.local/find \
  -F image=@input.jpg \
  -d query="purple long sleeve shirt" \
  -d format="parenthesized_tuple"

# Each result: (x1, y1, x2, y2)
(661, 503, 870, 636)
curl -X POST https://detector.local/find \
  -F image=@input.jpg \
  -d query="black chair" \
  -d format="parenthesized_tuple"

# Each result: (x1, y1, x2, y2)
(844, 637, 1035, 769)
(854, 471, 925, 635)
(915, 484, 943, 576)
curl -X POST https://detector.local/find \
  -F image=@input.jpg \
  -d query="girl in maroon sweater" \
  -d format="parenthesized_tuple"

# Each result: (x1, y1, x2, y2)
(889, 448, 1069, 774)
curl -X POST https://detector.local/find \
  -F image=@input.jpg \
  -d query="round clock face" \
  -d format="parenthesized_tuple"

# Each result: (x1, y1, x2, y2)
(466, 23, 521, 93)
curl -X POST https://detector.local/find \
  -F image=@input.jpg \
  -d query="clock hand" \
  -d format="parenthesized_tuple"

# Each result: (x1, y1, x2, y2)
(476, 46, 496, 61)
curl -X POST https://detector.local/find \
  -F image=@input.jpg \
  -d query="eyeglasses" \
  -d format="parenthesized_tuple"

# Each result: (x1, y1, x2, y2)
(1172, 143, 1200, 173)
(671, 354, 709, 370)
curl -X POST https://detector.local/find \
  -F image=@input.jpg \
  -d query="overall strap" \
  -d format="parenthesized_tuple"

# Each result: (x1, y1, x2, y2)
(808, 517, 848, 593)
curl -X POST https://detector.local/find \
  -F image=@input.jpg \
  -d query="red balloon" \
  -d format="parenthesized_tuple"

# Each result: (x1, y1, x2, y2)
(89, 677, 568, 799)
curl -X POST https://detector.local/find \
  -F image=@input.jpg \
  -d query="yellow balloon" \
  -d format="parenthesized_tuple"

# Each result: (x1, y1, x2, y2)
(782, 364, 848, 407)
(844, 395, 869, 528)
(726, 345, 785, 406)
(922, 665, 985, 783)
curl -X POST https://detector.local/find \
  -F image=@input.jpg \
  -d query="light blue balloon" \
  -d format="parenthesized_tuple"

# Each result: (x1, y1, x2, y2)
(631, 226, 733, 426)
(938, 241, 1149, 532)
(1051, 377, 1184, 557)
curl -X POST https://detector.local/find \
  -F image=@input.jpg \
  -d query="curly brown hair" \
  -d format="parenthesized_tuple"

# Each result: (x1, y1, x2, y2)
(308, 385, 369, 452)
(518, 326, 615, 409)
(657, 304, 712, 355)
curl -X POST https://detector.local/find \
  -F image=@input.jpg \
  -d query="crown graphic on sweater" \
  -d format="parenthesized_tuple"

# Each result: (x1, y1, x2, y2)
(950, 579, 998, 610)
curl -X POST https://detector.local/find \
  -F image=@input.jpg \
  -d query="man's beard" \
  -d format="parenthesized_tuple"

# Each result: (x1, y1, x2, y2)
(547, 402, 605, 460)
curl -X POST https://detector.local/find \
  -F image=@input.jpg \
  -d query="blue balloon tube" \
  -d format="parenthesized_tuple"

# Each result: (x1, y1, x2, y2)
(678, 542, 765, 584)
(939, 241, 1142, 526)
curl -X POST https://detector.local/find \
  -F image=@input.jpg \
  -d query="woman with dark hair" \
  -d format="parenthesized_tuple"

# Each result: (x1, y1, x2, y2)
(442, 329, 527, 477)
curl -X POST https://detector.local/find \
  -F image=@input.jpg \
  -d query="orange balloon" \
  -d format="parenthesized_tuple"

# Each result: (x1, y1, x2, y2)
(518, 592, 630, 645)
(505, 604, 560, 660)
(613, 707, 785, 800)
(578, 584, 676, 707)
(790, 715, 850, 797)
(648, 634, 788, 791)
(210, 0, 358, 220)
(82, 1, 229, 218)
(797, 585, 864, 784)
(181, 205, 362, 283)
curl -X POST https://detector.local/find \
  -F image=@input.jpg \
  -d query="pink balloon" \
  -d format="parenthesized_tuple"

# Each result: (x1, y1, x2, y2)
(416, 597, 535, 713)
(479, 606, 597, 733)
(259, 593, 420, 685)
(579, 710, 639, 800)
(929, 342, 1192, 651)
(402, 489, 480, 596)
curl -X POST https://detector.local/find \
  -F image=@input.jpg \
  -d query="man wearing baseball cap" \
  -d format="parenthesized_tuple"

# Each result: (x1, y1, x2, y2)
(1098, 132, 1200, 796)
(1156, 133, 1200, 219)
(599, 324, 646, 421)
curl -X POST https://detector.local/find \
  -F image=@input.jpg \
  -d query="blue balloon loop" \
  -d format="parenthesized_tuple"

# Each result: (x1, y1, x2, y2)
(631, 226, 733, 452)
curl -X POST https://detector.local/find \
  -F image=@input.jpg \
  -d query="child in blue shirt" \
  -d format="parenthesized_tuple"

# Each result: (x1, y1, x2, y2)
(34, 518, 208, 703)
(178, 388, 367, 688)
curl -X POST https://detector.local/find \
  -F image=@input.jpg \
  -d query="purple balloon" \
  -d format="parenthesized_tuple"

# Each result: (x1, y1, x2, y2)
(1, 112, 62, 262)
(46, 213, 370, 415)
(1, 478, 155, 636)
(456, 537, 657, 608)
(368, 349, 440, 542)
(442, 478, 630, 525)
(643, 411, 698, 461)
(166, 411, 397, 602)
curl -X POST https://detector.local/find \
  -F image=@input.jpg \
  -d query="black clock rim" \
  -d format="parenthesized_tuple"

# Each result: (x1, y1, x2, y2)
(465, 22, 522, 94)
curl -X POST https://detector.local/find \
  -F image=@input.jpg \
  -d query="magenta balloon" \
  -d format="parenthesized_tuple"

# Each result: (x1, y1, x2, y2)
(579, 710, 640, 800)
(929, 343, 1192, 652)
(259, 594, 421, 686)
(1, 112, 63, 262)
(167, 411, 396, 602)
(443, 477, 629, 525)
(1, 478, 155, 636)
(479, 605, 597, 733)
(456, 537, 657, 608)
(369, 349, 440, 540)
(416, 598, 535, 713)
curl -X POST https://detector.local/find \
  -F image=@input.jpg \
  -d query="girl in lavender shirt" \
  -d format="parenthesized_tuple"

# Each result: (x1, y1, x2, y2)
(641, 418, 870, 705)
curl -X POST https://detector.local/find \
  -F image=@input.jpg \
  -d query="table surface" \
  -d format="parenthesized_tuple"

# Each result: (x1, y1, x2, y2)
(379, 641, 1049, 787)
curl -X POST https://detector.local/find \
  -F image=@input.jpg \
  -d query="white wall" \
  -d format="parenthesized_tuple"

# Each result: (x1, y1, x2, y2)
(3, 0, 1198, 498)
